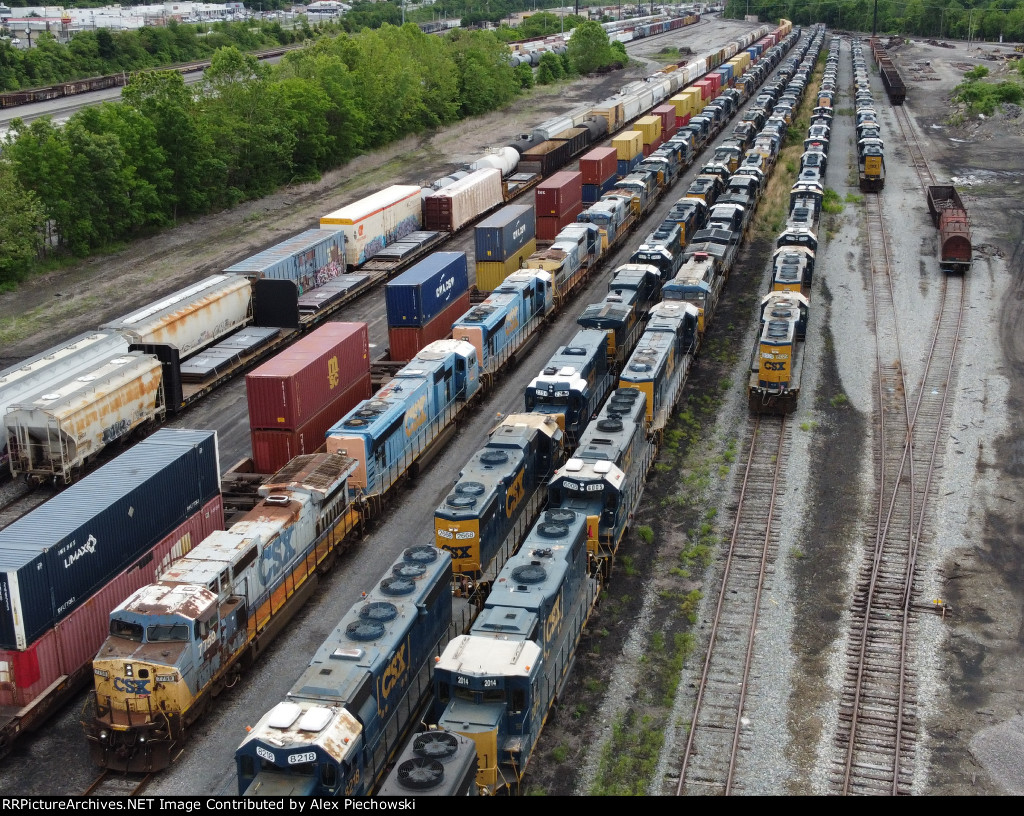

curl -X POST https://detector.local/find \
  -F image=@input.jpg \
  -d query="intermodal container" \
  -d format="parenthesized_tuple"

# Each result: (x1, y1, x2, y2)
(386, 253, 470, 328)
(388, 293, 472, 362)
(535, 171, 583, 218)
(0, 495, 223, 709)
(250, 374, 372, 473)
(422, 168, 504, 233)
(612, 131, 643, 162)
(320, 185, 422, 268)
(474, 205, 536, 262)
(476, 238, 537, 292)
(246, 322, 370, 430)
(617, 155, 642, 178)
(223, 229, 346, 294)
(695, 78, 714, 101)
(634, 115, 662, 146)
(0, 429, 220, 650)
(101, 275, 252, 358)
(537, 205, 585, 242)
(582, 176, 618, 204)
(579, 147, 618, 186)
(653, 105, 678, 138)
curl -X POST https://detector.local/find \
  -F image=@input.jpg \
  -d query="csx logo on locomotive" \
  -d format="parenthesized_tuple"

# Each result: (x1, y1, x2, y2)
(379, 642, 409, 705)
(505, 469, 526, 517)
(259, 528, 297, 585)
(113, 677, 151, 696)
(763, 361, 787, 371)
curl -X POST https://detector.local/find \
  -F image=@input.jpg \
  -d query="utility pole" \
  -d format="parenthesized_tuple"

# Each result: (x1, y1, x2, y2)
(872, 0, 878, 37)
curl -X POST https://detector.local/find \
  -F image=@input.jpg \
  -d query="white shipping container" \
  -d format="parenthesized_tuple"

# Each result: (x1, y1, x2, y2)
(424, 169, 503, 233)
(320, 185, 422, 267)
(102, 275, 252, 358)
(5, 352, 165, 481)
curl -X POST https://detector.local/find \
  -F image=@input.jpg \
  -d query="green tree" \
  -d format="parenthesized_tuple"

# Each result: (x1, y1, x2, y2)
(566, 20, 613, 75)
(514, 62, 534, 89)
(0, 161, 45, 288)
(538, 51, 564, 82)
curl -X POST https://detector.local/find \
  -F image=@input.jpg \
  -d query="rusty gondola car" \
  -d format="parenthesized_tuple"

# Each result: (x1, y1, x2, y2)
(927, 185, 972, 273)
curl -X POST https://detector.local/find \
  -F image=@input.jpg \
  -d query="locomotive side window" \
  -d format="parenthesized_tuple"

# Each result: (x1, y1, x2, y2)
(110, 619, 143, 641)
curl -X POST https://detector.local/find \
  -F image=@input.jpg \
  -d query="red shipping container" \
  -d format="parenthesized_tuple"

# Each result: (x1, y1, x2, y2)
(536, 203, 585, 242)
(652, 105, 676, 134)
(251, 372, 372, 473)
(707, 73, 721, 95)
(579, 147, 618, 186)
(642, 142, 654, 158)
(535, 171, 583, 218)
(388, 292, 472, 362)
(695, 79, 713, 100)
(246, 322, 369, 430)
(0, 495, 223, 710)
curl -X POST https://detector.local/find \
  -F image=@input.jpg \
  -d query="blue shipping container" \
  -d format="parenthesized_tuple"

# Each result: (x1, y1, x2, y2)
(617, 155, 641, 178)
(474, 205, 536, 262)
(223, 229, 346, 294)
(0, 429, 220, 650)
(385, 252, 469, 328)
(582, 176, 619, 204)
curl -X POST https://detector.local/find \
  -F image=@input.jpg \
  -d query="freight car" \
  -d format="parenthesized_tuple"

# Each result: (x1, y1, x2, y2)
(926, 185, 972, 273)
(83, 452, 363, 772)
(0, 430, 222, 761)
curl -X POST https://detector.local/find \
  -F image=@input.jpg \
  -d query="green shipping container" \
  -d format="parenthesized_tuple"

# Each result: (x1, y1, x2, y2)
(476, 238, 537, 292)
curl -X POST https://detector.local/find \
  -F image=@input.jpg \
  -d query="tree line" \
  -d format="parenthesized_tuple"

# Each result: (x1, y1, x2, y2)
(726, 0, 1024, 42)
(0, 21, 623, 287)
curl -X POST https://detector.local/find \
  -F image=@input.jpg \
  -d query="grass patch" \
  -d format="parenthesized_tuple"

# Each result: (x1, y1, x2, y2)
(552, 744, 569, 763)
(620, 554, 638, 577)
(844, 192, 863, 204)
(790, 547, 805, 559)
(822, 188, 844, 214)
(830, 392, 849, 408)
(800, 420, 817, 432)
(637, 525, 654, 545)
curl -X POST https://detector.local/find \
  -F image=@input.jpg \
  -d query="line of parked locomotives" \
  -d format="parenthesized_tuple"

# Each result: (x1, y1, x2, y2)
(852, 39, 887, 193)
(0, 19, 795, 764)
(1, 16, 806, 787)
(73, 24, 828, 797)
(0, 20, 789, 489)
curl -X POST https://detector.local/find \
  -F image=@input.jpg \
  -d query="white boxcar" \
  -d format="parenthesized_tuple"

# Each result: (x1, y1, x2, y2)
(0, 331, 129, 468)
(5, 352, 166, 482)
(320, 185, 422, 268)
(423, 169, 503, 233)
(101, 275, 252, 359)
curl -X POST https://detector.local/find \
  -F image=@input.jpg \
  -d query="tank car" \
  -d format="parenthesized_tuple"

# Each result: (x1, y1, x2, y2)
(235, 544, 457, 796)
(523, 329, 614, 444)
(435, 414, 564, 591)
(431, 509, 598, 794)
(84, 453, 361, 772)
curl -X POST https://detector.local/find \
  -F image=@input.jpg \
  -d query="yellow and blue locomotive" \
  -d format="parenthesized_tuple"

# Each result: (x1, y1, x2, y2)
(84, 453, 360, 772)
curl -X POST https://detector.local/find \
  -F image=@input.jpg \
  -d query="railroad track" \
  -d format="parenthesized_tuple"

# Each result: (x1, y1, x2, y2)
(83, 769, 153, 797)
(675, 414, 790, 795)
(833, 187, 963, 794)
(891, 104, 936, 189)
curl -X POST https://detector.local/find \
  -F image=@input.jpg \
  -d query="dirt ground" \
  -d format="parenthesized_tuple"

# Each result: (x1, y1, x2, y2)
(5, 26, 1023, 798)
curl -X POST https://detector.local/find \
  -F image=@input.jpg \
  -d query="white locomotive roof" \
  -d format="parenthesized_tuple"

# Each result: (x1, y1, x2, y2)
(120, 583, 216, 619)
(436, 635, 542, 678)
(240, 701, 363, 764)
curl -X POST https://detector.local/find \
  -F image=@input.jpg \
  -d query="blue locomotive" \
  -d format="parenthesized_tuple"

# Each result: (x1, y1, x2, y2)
(434, 413, 564, 588)
(326, 339, 479, 496)
(431, 508, 598, 794)
(235, 544, 458, 796)
(523, 328, 614, 443)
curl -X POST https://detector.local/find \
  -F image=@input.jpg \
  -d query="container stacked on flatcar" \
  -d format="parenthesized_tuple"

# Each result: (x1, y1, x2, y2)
(385, 253, 471, 361)
(245, 323, 371, 474)
(320, 185, 422, 268)
(579, 146, 620, 204)
(474, 204, 538, 292)
(1, 430, 223, 752)
(535, 171, 584, 242)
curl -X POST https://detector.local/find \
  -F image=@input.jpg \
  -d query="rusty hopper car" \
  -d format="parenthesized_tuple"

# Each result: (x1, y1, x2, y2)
(927, 185, 972, 273)
(5, 352, 166, 484)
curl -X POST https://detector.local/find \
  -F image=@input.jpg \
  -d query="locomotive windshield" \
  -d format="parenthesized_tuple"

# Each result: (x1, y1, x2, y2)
(110, 618, 143, 641)
(147, 624, 190, 642)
